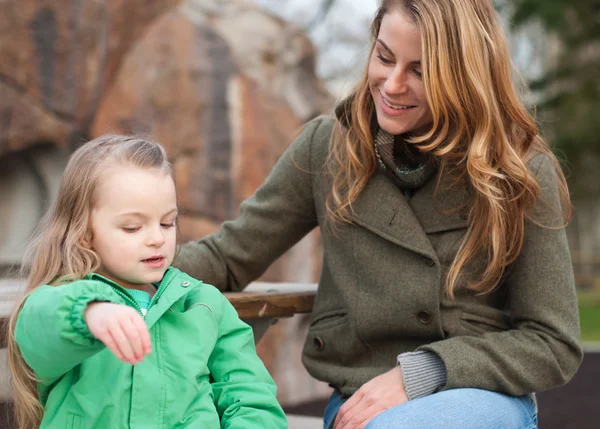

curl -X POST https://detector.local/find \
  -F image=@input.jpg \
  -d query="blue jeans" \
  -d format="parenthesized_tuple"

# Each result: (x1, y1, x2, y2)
(323, 388, 537, 429)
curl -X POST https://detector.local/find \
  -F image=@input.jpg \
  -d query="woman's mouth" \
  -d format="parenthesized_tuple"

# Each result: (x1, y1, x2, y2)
(383, 97, 415, 110)
(380, 96, 416, 116)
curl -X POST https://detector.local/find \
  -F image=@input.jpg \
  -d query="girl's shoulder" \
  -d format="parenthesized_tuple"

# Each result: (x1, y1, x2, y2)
(166, 267, 226, 307)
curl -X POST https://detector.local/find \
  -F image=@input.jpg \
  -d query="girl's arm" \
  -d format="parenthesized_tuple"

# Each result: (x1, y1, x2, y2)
(207, 287, 287, 429)
(15, 280, 127, 383)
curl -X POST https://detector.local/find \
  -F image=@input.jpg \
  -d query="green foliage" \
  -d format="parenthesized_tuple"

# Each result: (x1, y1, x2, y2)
(578, 291, 600, 342)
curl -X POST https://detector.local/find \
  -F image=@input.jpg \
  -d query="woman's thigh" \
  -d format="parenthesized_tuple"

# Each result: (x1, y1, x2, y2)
(324, 390, 346, 429)
(365, 389, 537, 429)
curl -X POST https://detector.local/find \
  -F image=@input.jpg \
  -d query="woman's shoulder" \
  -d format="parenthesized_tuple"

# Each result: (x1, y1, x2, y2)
(288, 115, 338, 169)
(524, 151, 564, 197)
(524, 151, 567, 225)
(307, 114, 337, 141)
(295, 114, 337, 147)
(525, 151, 557, 178)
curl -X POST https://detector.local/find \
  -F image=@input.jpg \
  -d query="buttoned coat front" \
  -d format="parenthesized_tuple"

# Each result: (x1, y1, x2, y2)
(175, 115, 582, 397)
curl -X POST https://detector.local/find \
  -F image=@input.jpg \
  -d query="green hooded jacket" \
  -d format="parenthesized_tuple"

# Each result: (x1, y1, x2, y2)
(15, 267, 287, 429)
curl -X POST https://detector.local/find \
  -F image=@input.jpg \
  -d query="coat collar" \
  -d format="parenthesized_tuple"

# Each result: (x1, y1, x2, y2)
(411, 169, 470, 234)
(143, 268, 198, 329)
(87, 268, 198, 330)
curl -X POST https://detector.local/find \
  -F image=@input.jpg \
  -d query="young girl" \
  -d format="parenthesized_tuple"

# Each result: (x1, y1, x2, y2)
(7, 135, 287, 429)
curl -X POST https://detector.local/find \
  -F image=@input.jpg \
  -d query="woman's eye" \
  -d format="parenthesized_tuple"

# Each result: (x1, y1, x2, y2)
(122, 227, 140, 233)
(161, 222, 176, 229)
(376, 52, 393, 65)
(414, 69, 422, 78)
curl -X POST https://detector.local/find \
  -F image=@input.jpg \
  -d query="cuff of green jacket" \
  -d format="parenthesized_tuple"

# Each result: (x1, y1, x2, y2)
(397, 350, 447, 400)
(69, 289, 125, 345)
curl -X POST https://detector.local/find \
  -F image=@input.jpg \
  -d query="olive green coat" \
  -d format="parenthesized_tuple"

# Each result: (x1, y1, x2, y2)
(174, 116, 582, 397)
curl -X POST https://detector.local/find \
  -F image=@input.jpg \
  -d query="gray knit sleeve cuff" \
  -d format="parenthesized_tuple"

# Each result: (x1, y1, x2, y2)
(397, 350, 447, 400)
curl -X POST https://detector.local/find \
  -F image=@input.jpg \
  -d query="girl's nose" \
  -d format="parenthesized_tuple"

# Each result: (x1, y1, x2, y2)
(147, 227, 166, 247)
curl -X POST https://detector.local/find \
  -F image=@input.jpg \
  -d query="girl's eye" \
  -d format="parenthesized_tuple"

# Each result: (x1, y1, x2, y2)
(122, 227, 140, 233)
(161, 222, 176, 229)
(376, 52, 393, 65)
(414, 69, 422, 78)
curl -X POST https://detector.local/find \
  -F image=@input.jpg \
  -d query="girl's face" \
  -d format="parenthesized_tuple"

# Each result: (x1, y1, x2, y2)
(87, 166, 177, 290)
(368, 9, 433, 136)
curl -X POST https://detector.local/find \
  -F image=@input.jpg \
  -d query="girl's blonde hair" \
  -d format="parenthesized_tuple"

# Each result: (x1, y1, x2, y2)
(326, 0, 571, 297)
(7, 135, 172, 429)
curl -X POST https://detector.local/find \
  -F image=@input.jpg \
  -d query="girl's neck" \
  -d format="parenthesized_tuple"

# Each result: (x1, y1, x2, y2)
(124, 283, 157, 297)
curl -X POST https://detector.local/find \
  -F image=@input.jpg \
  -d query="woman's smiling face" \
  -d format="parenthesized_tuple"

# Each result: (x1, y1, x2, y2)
(368, 9, 433, 136)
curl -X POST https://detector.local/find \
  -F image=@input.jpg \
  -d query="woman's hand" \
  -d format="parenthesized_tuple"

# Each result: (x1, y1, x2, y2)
(334, 366, 408, 429)
(84, 302, 152, 364)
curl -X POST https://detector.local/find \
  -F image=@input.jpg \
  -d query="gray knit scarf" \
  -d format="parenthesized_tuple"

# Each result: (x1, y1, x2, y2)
(373, 129, 438, 190)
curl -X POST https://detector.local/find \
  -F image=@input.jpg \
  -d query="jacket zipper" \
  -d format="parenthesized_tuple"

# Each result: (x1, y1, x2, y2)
(148, 268, 175, 310)
(110, 288, 144, 317)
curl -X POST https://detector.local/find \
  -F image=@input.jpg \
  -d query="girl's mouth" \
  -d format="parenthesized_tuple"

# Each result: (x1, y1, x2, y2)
(142, 256, 165, 268)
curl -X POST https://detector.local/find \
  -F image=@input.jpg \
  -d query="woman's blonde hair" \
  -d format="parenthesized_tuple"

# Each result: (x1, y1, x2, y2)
(326, 0, 571, 297)
(7, 135, 172, 429)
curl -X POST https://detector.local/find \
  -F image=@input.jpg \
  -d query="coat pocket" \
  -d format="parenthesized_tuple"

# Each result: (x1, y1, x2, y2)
(304, 310, 351, 366)
(309, 309, 348, 330)
(460, 310, 511, 335)
(67, 413, 83, 429)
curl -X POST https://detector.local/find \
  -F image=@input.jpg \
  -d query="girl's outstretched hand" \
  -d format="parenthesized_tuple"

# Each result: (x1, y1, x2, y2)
(84, 302, 152, 365)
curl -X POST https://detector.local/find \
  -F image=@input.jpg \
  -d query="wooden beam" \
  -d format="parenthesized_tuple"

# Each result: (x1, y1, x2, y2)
(0, 279, 317, 347)
(225, 282, 317, 319)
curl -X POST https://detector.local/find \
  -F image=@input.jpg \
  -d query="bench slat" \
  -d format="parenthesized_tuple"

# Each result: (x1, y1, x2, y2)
(0, 279, 317, 346)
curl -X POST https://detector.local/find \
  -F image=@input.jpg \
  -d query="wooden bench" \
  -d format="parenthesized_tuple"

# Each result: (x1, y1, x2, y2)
(0, 279, 323, 428)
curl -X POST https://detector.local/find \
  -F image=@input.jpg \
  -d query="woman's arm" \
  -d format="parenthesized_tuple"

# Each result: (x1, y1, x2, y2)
(207, 287, 287, 429)
(15, 281, 127, 382)
(173, 117, 331, 290)
(419, 154, 583, 395)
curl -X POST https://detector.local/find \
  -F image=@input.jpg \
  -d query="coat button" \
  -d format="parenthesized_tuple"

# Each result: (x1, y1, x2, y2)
(424, 257, 435, 267)
(313, 336, 325, 351)
(418, 311, 432, 324)
(181, 281, 190, 287)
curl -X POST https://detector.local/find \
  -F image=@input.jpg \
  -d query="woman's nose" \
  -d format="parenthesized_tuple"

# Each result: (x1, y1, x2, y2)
(384, 67, 409, 95)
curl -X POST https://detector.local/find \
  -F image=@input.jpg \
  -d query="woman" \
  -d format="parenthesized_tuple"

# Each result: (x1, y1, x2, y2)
(174, 1, 582, 428)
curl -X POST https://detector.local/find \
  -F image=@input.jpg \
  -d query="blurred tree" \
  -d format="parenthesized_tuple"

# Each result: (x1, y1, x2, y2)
(503, 0, 600, 195)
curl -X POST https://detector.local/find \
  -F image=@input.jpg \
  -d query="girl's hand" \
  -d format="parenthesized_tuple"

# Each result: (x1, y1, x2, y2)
(84, 302, 152, 364)
(334, 366, 408, 429)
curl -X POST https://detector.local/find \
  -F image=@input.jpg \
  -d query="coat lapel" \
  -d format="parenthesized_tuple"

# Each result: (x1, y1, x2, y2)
(410, 170, 470, 234)
(349, 170, 437, 258)
(349, 169, 470, 258)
